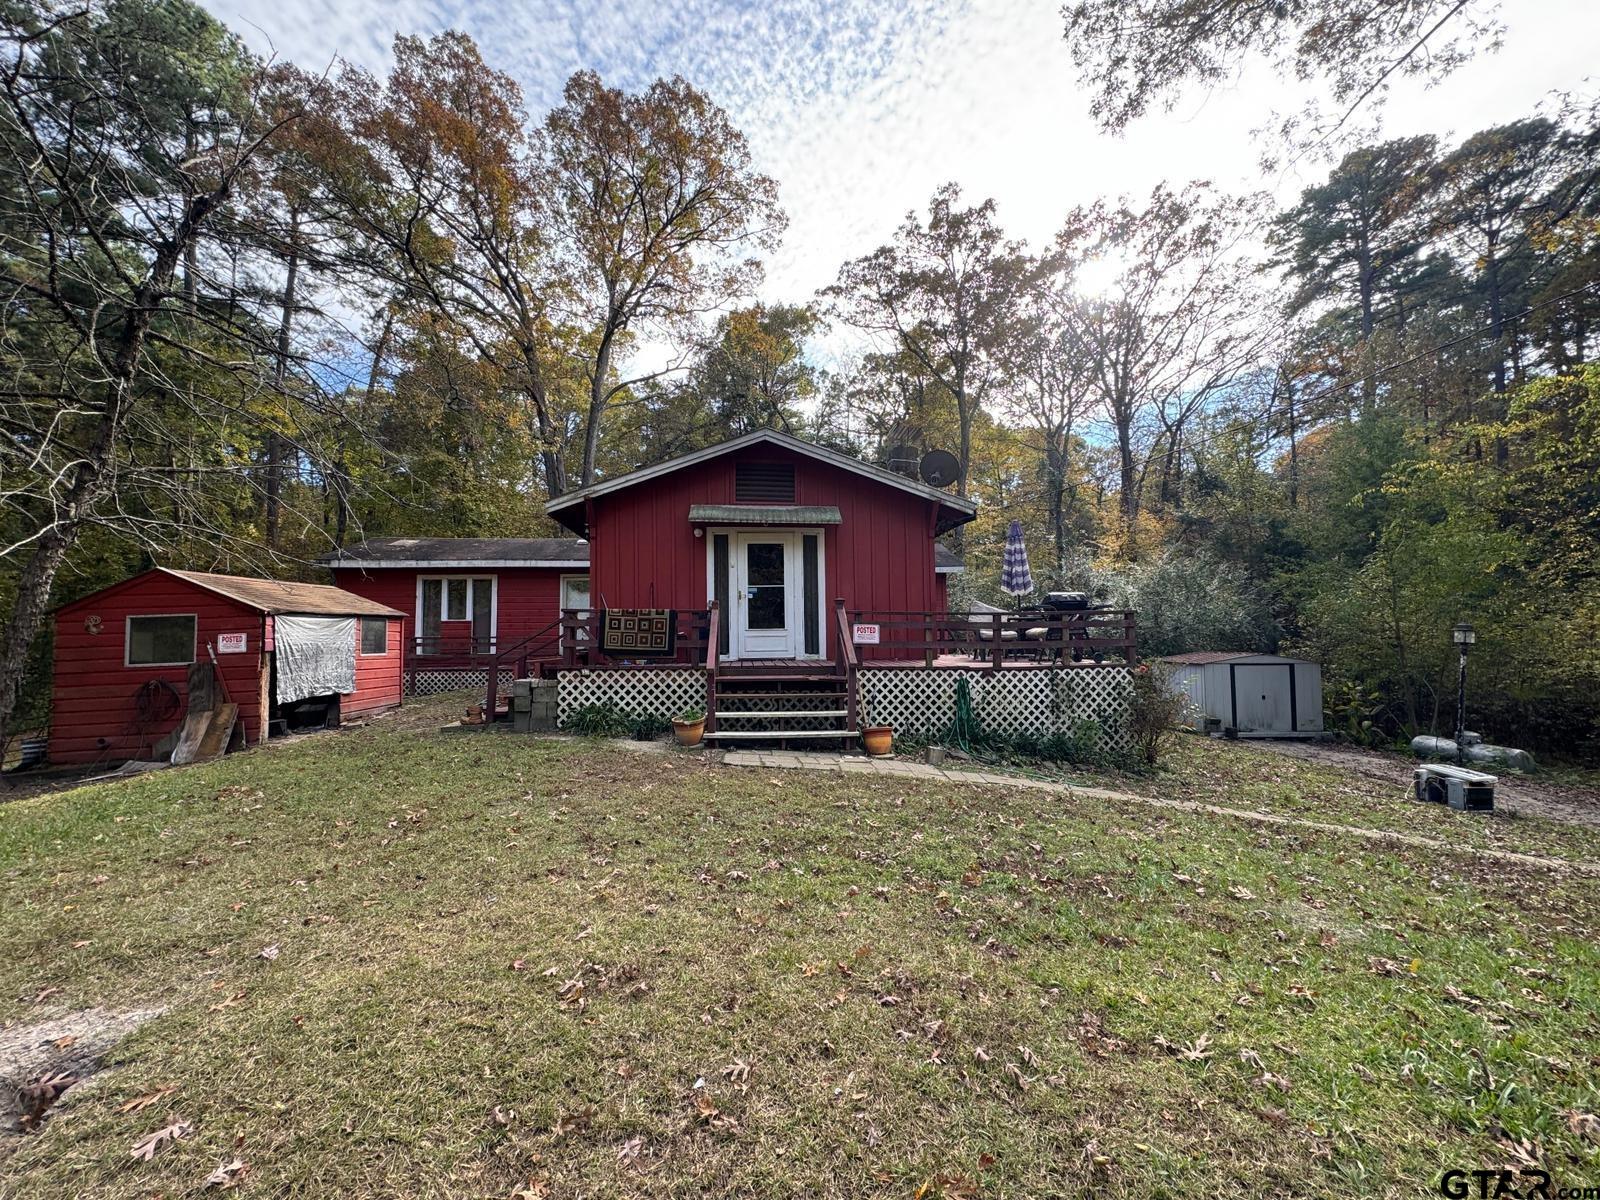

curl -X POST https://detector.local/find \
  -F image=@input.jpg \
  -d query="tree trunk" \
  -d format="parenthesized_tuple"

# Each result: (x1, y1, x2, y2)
(581, 329, 616, 488)
(266, 208, 302, 549)
(0, 182, 229, 752)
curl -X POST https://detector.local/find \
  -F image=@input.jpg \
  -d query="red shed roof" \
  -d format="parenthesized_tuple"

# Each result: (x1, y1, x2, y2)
(546, 430, 977, 536)
(59, 568, 404, 618)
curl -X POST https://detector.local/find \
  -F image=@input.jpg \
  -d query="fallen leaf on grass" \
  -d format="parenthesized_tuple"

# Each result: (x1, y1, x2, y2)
(208, 990, 247, 1012)
(1227, 885, 1256, 901)
(550, 1106, 594, 1139)
(131, 1119, 193, 1162)
(509, 958, 528, 972)
(691, 1091, 739, 1132)
(118, 1085, 178, 1114)
(555, 979, 585, 1010)
(202, 1158, 248, 1189)
(510, 1180, 549, 1199)
(491, 1105, 515, 1126)
(256, 944, 280, 962)
(1565, 1111, 1600, 1143)
(720, 1058, 751, 1086)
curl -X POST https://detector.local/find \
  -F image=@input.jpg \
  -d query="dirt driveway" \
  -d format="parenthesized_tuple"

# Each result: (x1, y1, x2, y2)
(1247, 738, 1600, 830)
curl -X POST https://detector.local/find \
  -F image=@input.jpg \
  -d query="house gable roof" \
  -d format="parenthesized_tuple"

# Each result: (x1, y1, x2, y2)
(321, 537, 589, 569)
(56, 568, 406, 617)
(545, 430, 977, 536)
(162, 570, 405, 617)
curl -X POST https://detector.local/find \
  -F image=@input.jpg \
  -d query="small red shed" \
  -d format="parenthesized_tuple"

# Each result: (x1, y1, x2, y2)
(49, 568, 405, 766)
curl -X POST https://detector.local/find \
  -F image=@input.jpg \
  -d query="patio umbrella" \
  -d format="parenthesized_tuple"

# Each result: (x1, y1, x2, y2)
(1000, 519, 1033, 608)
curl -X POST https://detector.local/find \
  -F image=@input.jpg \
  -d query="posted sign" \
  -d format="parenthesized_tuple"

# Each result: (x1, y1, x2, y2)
(216, 632, 248, 654)
(851, 623, 880, 645)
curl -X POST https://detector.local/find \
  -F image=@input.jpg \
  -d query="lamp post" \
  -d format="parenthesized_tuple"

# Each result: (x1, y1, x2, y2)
(1452, 622, 1476, 765)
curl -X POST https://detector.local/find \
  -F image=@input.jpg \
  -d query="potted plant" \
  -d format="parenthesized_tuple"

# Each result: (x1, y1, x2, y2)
(860, 700, 893, 757)
(671, 707, 706, 747)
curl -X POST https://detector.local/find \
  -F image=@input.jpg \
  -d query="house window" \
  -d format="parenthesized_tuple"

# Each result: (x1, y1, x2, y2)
(735, 462, 795, 502)
(418, 576, 495, 653)
(360, 617, 388, 655)
(126, 614, 196, 666)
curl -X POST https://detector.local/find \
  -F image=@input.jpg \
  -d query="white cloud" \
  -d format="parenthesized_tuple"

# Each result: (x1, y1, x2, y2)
(209, 0, 1597, 327)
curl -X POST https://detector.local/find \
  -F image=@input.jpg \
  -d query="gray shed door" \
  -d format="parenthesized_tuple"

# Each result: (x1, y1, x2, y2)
(1233, 664, 1292, 732)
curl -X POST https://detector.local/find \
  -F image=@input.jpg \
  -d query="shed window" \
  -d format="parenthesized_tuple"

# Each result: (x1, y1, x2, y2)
(360, 617, 388, 655)
(735, 462, 795, 503)
(126, 615, 196, 666)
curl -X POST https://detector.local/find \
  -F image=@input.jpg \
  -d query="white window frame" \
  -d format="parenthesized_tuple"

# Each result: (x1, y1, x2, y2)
(124, 613, 197, 668)
(703, 527, 827, 662)
(415, 575, 498, 651)
(359, 616, 390, 656)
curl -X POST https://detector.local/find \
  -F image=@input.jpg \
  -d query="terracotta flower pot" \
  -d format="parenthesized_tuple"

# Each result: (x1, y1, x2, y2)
(861, 724, 894, 757)
(672, 717, 706, 747)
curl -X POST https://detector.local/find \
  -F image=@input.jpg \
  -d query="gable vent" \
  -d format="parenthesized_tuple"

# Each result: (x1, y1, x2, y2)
(735, 462, 795, 503)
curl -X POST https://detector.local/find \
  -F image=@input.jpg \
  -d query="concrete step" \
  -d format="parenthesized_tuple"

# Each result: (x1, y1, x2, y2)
(706, 729, 859, 741)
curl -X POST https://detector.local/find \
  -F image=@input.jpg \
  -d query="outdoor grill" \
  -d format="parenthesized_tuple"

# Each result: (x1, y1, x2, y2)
(1041, 591, 1093, 612)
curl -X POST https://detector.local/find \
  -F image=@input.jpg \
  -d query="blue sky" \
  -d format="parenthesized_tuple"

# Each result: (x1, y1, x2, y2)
(211, 0, 1597, 317)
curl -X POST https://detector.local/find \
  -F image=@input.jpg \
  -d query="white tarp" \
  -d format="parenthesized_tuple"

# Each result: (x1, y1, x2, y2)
(275, 615, 356, 703)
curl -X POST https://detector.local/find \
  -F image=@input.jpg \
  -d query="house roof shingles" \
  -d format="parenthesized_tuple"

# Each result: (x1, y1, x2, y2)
(321, 537, 589, 567)
(163, 569, 405, 617)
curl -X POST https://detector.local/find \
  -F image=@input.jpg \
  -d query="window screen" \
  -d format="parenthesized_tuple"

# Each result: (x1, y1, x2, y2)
(361, 617, 388, 655)
(735, 462, 795, 502)
(127, 615, 195, 665)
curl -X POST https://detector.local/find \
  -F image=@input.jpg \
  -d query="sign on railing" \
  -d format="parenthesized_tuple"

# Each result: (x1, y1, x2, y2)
(851, 623, 880, 645)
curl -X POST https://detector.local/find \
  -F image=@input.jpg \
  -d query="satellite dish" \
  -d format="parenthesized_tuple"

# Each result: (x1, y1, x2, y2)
(919, 449, 959, 488)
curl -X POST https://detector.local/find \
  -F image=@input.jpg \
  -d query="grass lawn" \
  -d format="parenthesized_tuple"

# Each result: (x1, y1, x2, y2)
(2, 705, 1598, 1198)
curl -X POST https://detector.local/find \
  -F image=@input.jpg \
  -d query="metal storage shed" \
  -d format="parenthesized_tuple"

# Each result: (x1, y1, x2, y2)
(1160, 652, 1324, 737)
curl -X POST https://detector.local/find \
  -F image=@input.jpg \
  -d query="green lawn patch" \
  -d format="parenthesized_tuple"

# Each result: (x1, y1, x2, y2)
(1, 711, 1597, 1197)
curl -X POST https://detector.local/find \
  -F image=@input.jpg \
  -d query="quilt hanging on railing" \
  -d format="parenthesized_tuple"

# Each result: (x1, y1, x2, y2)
(598, 609, 678, 657)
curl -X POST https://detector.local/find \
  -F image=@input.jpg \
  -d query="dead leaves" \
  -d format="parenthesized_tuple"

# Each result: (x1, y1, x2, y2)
(202, 1157, 249, 1189)
(118, 1084, 178, 1114)
(17, 1070, 75, 1128)
(690, 1090, 739, 1133)
(130, 1118, 192, 1161)
(1154, 1032, 1213, 1062)
(550, 1106, 595, 1140)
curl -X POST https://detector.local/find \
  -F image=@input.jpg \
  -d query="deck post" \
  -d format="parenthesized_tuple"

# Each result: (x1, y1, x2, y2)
(991, 611, 1003, 670)
(705, 601, 719, 736)
(923, 610, 934, 668)
(835, 598, 858, 734)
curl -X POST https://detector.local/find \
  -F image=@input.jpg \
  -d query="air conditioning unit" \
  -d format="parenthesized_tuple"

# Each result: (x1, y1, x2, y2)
(1413, 764, 1496, 812)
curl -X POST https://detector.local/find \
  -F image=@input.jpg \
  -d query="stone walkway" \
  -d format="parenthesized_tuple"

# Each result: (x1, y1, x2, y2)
(717, 749, 1600, 876)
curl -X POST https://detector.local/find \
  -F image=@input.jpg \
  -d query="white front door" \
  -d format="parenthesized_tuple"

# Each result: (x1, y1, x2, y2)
(733, 532, 798, 658)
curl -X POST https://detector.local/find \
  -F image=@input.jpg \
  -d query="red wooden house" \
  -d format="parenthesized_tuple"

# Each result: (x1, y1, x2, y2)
(545, 429, 973, 663)
(49, 569, 404, 765)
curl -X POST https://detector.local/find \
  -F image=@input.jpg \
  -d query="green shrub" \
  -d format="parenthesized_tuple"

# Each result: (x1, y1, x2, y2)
(565, 702, 637, 738)
(1125, 663, 1188, 766)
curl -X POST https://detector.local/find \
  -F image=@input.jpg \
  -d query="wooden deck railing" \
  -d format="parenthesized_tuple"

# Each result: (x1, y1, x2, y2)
(834, 598, 859, 731)
(848, 608, 1138, 669)
(557, 608, 713, 669)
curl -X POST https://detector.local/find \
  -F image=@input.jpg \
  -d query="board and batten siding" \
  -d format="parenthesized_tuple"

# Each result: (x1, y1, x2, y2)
(588, 443, 941, 660)
(50, 575, 269, 764)
(348, 615, 404, 717)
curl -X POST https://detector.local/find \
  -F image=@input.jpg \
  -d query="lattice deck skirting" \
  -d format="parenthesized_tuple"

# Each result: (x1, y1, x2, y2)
(407, 669, 489, 697)
(859, 666, 1133, 750)
(557, 668, 708, 727)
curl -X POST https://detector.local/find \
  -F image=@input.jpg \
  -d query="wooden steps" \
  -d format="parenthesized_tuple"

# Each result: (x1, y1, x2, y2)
(708, 662, 857, 748)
